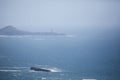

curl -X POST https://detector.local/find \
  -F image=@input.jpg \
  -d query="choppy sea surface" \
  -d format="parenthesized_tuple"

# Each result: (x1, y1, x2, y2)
(0, 35, 120, 80)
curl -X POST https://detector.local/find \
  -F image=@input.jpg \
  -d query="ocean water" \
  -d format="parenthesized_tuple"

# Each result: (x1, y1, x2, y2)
(0, 35, 120, 80)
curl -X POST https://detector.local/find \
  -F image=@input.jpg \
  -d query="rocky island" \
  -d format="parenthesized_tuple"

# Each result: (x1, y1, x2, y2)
(0, 25, 66, 36)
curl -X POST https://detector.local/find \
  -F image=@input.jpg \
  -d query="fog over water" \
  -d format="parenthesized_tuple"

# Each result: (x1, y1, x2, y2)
(0, 0, 120, 34)
(0, 0, 120, 80)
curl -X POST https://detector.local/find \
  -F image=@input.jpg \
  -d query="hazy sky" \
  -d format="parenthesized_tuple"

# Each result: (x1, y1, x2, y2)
(0, 0, 120, 32)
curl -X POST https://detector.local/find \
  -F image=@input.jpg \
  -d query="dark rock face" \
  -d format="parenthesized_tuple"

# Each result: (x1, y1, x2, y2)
(30, 67, 51, 72)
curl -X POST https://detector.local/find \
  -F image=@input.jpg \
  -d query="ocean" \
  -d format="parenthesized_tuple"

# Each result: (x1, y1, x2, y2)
(0, 35, 120, 80)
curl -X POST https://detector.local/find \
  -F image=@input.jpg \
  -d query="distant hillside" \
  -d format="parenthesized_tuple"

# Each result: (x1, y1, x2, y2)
(0, 25, 65, 36)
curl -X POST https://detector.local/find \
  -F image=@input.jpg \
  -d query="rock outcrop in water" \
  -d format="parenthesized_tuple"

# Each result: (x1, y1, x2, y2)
(30, 67, 51, 72)
(0, 25, 66, 36)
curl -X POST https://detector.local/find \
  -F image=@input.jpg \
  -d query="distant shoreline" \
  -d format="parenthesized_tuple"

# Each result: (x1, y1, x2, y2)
(0, 25, 66, 36)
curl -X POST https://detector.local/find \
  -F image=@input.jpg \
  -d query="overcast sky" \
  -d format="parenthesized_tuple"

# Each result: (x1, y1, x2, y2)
(0, 0, 120, 32)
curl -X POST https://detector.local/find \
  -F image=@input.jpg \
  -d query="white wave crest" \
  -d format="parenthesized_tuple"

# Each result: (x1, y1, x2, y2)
(0, 69, 21, 72)
(82, 79, 97, 80)
(48, 67, 62, 72)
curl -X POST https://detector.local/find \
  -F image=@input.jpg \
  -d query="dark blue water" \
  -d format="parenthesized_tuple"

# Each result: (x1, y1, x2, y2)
(0, 35, 120, 80)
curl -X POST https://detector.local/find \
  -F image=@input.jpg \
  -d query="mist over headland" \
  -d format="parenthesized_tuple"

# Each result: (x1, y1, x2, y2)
(0, 0, 120, 80)
(0, 0, 120, 34)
